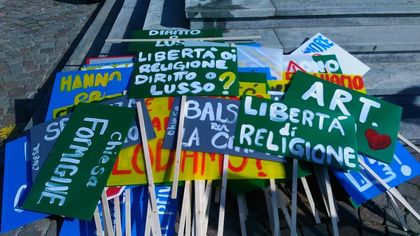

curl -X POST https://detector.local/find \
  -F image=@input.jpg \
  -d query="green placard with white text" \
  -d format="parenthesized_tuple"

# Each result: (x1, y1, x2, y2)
(127, 45, 239, 98)
(23, 103, 134, 220)
(283, 71, 402, 164)
(234, 96, 359, 171)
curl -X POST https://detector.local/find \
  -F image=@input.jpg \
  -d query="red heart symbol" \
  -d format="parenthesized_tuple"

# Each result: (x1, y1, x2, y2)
(364, 129, 391, 150)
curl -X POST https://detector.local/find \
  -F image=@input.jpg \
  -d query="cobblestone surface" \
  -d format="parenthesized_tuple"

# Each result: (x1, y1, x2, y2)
(0, 0, 99, 128)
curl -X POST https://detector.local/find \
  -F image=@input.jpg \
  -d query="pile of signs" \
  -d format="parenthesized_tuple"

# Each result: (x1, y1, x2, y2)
(1, 30, 420, 236)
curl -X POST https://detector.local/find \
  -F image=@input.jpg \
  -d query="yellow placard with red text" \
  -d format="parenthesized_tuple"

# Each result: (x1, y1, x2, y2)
(107, 97, 285, 186)
(268, 72, 366, 94)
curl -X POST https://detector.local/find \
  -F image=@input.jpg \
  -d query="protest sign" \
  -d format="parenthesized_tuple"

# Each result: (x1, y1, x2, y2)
(234, 96, 358, 170)
(163, 97, 285, 163)
(46, 68, 133, 120)
(81, 62, 134, 71)
(283, 72, 366, 94)
(59, 218, 96, 236)
(334, 142, 420, 205)
(237, 45, 283, 80)
(30, 96, 155, 182)
(128, 29, 223, 51)
(291, 33, 370, 75)
(23, 103, 134, 220)
(107, 97, 286, 186)
(127, 45, 239, 98)
(283, 71, 402, 163)
(86, 56, 134, 65)
(0, 136, 46, 233)
(283, 54, 343, 74)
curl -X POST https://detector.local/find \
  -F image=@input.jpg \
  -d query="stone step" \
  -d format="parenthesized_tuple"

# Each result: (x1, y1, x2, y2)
(186, 0, 420, 19)
(191, 15, 420, 30)
(274, 25, 420, 53)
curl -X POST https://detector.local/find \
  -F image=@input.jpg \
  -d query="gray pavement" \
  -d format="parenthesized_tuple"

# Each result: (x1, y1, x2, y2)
(0, 0, 99, 128)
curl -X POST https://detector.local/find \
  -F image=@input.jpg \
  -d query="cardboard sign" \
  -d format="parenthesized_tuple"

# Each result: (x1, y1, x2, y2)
(283, 71, 402, 163)
(163, 97, 285, 162)
(155, 186, 178, 236)
(30, 96, 155, 182)
(128, 29, 223, 51)
(86, 56, 134, 65)
(46, 68, 133, 120)
(237, 45, 283, 80)
(283, 54, 343, 74)
(1, 136, 46, 233)
(23, 103, 134, 220)
(107, 97, 286, 186)
(81, 62, 134, 71)
(234, 96, 358, 170)
(127, 45, 239, 98)
(334, 142, 420, 205)
(291, 33, 370, 75)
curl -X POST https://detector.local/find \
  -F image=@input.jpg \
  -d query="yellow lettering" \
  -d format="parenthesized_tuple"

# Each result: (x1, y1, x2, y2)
(95, 73, 109, 87)
(60, 76, 72, 92)
(83, 73, 95, 89)
(109, 71, 122, 81)
(72, 75, 83, 90)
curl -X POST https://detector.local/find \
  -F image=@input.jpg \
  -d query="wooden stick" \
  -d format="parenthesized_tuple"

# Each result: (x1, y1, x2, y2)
(269, 179, 281, 236)
(186, 187, 192, 236)
(179, 181, 191, 236)
(136, 101, 162, 235)
(387, 190, 408, 231)
(202, 180, 213, 236)
(144, 200, 152, 236)
(114, 197, 123, 236)
(359, 158, 420, 221)
(276, 185, 292, 228)
(101, 191, 115, 236)
(291, 159, 299, 236)
(301, 177, 321, 224)
(314, 169, 331, 217)
(217, 154, 229, 236)
(398, 133, 420, 154)
(194, 181, 203, 236)
(322, 167, 339, 236)
(125, 189, 131, 236)
(264, 189, 275, 230)
(106, 36, 261, 43)
(94, 206, 104, 236)
(171, 95, 187, 199)
(237, 194, 248, 236)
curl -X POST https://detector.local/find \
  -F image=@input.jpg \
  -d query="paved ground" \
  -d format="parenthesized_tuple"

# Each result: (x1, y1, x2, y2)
(0, 0, 419, 235)
(0, 0, 99, 128)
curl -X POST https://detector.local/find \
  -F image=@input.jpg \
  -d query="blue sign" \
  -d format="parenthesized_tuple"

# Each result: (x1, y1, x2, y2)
(59, 218, 96, 236)
(46, 67, 133, 120)
(155, 186, 178, 236)
(238, 67, 275, 80)
(0, 136, 46, 233)
(334, 142, 420, 205)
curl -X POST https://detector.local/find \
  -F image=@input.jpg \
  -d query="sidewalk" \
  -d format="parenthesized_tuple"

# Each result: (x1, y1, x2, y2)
(0, 0, 99, 128)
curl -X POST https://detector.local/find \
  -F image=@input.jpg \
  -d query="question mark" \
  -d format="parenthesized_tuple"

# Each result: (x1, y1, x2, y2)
(218, 71, 236, 95)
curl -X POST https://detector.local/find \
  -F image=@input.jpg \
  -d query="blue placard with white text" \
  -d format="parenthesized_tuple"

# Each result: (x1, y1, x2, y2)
(333, 142, 420, 205)
(1, 136, 46, 233)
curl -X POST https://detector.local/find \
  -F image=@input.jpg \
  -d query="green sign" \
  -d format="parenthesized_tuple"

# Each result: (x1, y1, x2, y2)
(234, 96, 358, 171)
(128, 29, 223, 51)
(127, 45, 239, 98)
(283, 71, 402, 164)
(23, 103, 134, 220)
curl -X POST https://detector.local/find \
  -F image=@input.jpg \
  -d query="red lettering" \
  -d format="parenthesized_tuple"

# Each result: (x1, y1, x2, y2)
(145, 98, 153, 112)
(111, 157, 132, 175)
(181, 151, 198, 174)
(352, 75, 364, 90)
(152, 117, 162, 132)
(131, 144, 145, 174)
(256, 159, 267, 177)
(228, 158, 248, 172)
(340, 75, 352, 89)
(155, 139, 173, 172)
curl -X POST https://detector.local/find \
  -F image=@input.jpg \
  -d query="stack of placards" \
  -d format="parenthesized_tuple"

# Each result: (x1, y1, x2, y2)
(1, 30, 419, 236)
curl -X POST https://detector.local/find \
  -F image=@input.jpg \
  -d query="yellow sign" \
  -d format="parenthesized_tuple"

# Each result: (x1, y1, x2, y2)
(107, 97, 285, 186)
